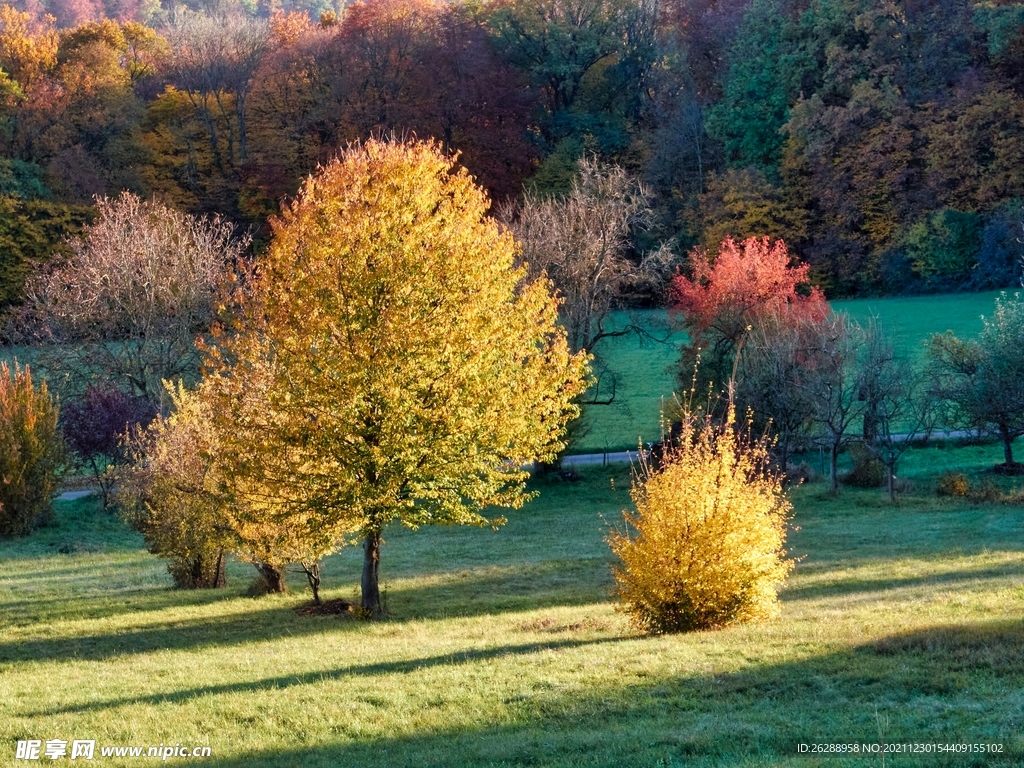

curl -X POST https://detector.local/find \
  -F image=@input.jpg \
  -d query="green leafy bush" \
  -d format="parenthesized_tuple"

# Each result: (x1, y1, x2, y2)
(0, 362, 64, 537)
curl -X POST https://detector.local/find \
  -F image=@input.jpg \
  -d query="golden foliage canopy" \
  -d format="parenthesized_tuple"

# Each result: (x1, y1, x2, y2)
(205, 138, 590, 542)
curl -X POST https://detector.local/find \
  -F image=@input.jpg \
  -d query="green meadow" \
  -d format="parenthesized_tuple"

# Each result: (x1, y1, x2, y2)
(3, 440, 1024, 767)
(578, 290, 1007, 453)
(2, 289, 1007, 454)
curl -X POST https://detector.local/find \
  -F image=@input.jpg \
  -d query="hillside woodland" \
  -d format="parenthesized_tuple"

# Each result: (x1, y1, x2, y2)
(0, 0, 1021, 311)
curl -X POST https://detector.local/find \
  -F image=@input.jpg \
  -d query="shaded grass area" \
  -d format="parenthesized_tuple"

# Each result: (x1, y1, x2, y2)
(578, 291, 1002, 453)
(3, 451, 1024, 766)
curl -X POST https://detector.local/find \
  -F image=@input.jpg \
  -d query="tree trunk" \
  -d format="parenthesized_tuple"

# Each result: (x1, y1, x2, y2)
(1001, 425, 1014, 466)
(887, 464, 895, 503)
(362, 530, 382, 617)
(302, 561, 321, 605)
(92, 457, 114, 510)
(212, 551, 226, 588)
(254, 562, 287, 593)
(829, 443, 839, 494)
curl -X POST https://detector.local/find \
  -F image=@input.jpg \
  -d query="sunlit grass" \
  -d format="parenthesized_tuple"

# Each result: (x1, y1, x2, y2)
(3, 449, 1024, 766)
(579, 292, 1001, 452)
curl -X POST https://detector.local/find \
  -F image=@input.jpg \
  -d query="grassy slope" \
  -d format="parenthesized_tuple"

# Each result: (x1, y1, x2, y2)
(3, 444, 1024, 767)
(578, 290, 1006, 453)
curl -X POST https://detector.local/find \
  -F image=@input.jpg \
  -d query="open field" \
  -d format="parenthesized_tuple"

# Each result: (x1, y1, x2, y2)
(2, 289, 1009, 454)
(3, 441, 1024, 766)
(579, 290, 1007, 452)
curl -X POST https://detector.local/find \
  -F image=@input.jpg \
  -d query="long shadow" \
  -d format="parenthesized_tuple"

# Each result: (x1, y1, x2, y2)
(0, 585, 241, 624)
(25, 635, 627, 718)
(176, 620, 1024, 768)
(0, 560, 611, 664)
(781, 561, 1024, 602)
(383, 557, 613, 620)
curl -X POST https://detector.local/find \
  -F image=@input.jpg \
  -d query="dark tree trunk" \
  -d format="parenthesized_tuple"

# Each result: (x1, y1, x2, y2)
(191, 551, 226, 588)
(212, 551, 226, 588)
(1001, 425, 1014, 466)
(887, 464, 895, 503)
(829, 443, 839, 494)
(254, 562, 287, 593)
(362, 530, 382, 617)
(302, 561, 322, 605)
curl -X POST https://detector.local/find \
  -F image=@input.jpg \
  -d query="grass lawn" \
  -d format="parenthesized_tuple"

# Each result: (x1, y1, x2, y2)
(3, 441, 1024, 766)
(579, 290, 1007, 453)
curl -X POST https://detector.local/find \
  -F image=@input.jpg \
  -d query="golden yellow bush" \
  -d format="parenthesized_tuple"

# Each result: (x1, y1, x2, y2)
(936, 471, 970, 497)
(117, 382, 233, 589)
(0, 362, 63, 537)
(608, 407, 793, 634)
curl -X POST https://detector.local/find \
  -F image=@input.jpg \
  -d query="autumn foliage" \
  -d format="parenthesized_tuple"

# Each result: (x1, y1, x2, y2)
(672, 236, 828, 394)
(0, 362, 64, 537)
(609, 405, 793, 634)
(62, 383, 155, 508)
(117, 382, 233, 589)
(202, 138, 589, 615)
(672, 236, 827, 340)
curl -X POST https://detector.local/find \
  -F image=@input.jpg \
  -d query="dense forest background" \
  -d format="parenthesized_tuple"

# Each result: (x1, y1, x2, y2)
(0, 0, 1023, 308)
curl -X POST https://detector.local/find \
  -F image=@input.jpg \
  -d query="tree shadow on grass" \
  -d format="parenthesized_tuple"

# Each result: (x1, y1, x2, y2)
(25, 635, 628, 719)
(780, 560, 1024, 602)
(184, 620, 1024, 768)
(0, 586, 241, 625)
(0, 559, 612, 664)
(383, 558, 613, 620)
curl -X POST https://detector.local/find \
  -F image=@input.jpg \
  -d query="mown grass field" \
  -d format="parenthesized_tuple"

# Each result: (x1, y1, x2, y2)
(578, 290, 1007, 453)
(3, 440, 1024, 767)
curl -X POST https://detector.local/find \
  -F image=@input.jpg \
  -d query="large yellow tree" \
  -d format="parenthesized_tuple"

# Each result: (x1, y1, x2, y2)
(205, 139, 589, 616)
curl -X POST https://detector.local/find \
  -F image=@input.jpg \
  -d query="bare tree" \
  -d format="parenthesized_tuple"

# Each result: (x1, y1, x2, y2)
(736, 317, 818, 474)
(857, 321, 936, 501)
(503, 158, 676, 358)
(165, 11, 271, 167)
(16, 192, 249, 402)
(798, 313, 864, 493)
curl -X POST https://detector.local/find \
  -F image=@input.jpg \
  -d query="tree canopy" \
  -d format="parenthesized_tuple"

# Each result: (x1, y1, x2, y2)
(204, 138, 590, 615)
(0, 0, 1021, 298)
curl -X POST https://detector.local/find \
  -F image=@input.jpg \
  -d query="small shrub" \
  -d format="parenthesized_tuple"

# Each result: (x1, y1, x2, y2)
(608, 406, 793, 634)
(786, 460, 817, 485)
(971, 480, 1002, 503)
(937, 472, 970, 497)
(116, 383, 231, 589)
(843, 442, 885, 488)
(0, 362, 64, 537)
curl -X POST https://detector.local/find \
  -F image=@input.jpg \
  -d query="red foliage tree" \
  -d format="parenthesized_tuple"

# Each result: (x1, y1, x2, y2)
(673, 236, 827, 335)
(671, 236, 827, 394)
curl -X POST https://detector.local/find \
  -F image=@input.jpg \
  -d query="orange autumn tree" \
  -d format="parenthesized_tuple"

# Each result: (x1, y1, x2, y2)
(671, 236, 827, 398)
(204, 139, 589, 617)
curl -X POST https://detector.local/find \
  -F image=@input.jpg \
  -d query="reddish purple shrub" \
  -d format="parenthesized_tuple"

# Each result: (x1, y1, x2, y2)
(62, 384, 156, 507)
